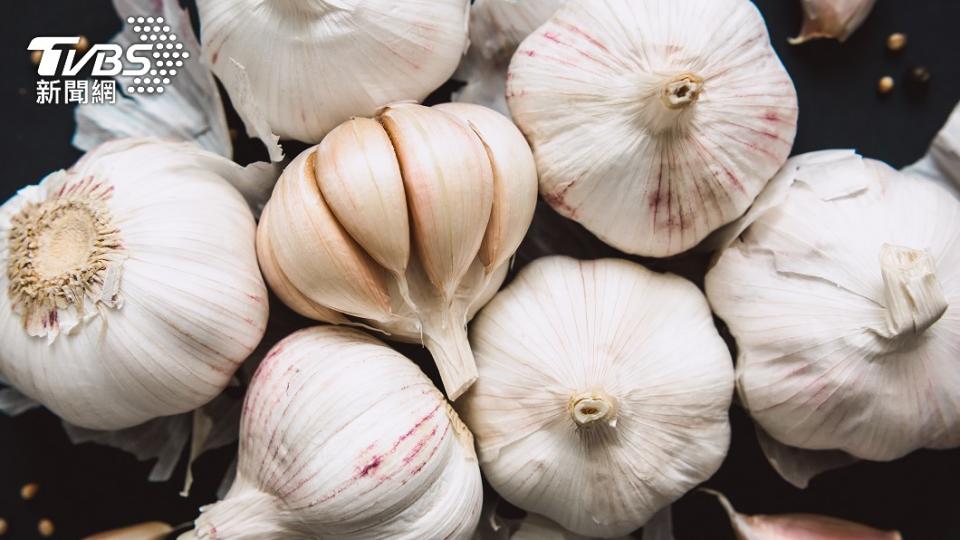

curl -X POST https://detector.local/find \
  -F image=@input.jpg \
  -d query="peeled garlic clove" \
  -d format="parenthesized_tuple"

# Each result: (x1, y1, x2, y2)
(186, 327, 482, 539)
(196, 0, 470, 144)
(789, 0, 878, 45)
(0, 139, 268, 430)
(460, 256, 734, 537)
(84, 521, 173, 539)
(262, 149, 392, 320)
(507, 0, 798, 257)
(435, 103, 539, 271)
(379, 103, 495, 301)
(453, 0, 564, 114)
(315, 117, 411, 281)
(703, 490, 900, 540)
(707, 152, 960, 461)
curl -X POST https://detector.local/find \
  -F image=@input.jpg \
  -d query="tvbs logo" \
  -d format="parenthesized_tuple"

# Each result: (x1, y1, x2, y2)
(29, 16, 190, 96)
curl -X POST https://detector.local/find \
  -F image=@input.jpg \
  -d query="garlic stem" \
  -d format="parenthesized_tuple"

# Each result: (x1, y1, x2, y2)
(659, 73, 704, 110)
(880, 243, 948, 338)
(423, 309, 478, 401)
(569, 391, 618, 428)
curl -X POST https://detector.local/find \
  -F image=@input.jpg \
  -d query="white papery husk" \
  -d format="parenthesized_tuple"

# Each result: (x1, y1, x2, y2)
(75, 0, 231, 158)
(453, 0, 564, 115)
(461, 256, 734, 538)
(707, 151, 960, 462)
(186, 326, 482, 540)
(506, 0, 798, 258)
(196, 0, 470, 148)
(789, 0, 878, 45)
(0, 138, 269, 431)
(904, 100, 960, 196)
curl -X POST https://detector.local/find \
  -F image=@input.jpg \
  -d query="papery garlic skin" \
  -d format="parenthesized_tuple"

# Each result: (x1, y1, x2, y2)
(257, 102, 537, 400)
(453, 0, 563, 114)
(507, 0, 798, 257)
(189, 326, 482, 540)
(196, 0, 469, 144)
(0, 139, 268, 430)
(790, 0, 878, 45)
(707, 152, 960, 461)
(461, 257, 734, 538)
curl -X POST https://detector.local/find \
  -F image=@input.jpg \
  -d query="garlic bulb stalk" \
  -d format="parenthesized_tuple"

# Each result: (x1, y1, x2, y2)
(703, 490, 901, 540)
(0, 138, 269, 430)
(196, 0, 470, 146)
(257, 102, 537, 400)
(507, 0, 798, 257)
(790, 0, 878, 45)
(461, 256, 734, 537)
(185, 326, 482, 539)
(453, 0, 564, 114)
(707, 151, 960, 461)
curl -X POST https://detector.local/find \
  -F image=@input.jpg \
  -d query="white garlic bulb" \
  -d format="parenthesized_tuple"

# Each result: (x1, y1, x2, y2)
(186, 326, 482, 539)
(707, 151, 960, 461)
(790, 0, 877, 45)
(196, 0, 470, 146)
(905, 100, 960, 195)
(0, 138, 269, 430)
(461, 256, 734, 537)
(257, 102, 538, 400)
(454, 0, 564, 114)
(507, 0, 798, 257)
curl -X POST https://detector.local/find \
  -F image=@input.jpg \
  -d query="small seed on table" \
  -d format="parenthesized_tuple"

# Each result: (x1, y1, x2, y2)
(20, 482, 39, 500)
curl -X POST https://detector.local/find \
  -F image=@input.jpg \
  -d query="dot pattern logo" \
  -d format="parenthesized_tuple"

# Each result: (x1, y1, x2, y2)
(124, 16, 190, 95)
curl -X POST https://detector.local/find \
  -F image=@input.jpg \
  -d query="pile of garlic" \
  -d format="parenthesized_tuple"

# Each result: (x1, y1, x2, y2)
(257, 102, 537, 400)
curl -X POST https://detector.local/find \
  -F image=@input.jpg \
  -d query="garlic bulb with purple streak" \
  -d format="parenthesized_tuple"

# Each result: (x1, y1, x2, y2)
(461, 256, 734, 537)
(507, 0, 797, 257)
(0, 138, 269, 430)
(707, 151, 960, 461)
(183, 326, 482, 540)
(256, 102, 538, 401)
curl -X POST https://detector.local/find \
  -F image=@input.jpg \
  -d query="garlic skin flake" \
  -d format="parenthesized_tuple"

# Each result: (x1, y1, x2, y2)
(704, 490, 901, 540)
(707, 152, 960, 461)
(790, 0, 878, 45)
(196, 0, 470, 145)
(257, 102, 537, 400)
(186, 326, 482, 540)
(461, 257, 734, 538)
(454, 0, 563, 114)
(0, 139, 269, 430)
(507, 0, 798, 257)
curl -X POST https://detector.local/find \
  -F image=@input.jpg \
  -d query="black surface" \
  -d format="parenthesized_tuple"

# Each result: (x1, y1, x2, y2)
(2, 1, 960, 539)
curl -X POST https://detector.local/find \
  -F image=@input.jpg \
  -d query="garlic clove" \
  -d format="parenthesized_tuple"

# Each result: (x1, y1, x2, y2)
(434, 103, 539, 272)
(507, 0, 798, 257)
(261, 149, 393, 321)
(255, 202, 348, 324)
(378, 103, 495, 303)
(83, 521, 173, 539)
(314, 117, 411, 283)
(789, 0, 878, 45)
(703, 490, 900, 540)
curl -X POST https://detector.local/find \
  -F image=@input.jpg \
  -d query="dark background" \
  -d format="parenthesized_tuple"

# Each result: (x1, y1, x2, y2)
(2, 1, 960, 538)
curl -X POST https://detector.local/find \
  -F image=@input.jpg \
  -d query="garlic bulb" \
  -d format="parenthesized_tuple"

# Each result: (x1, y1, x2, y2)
(704, 490, 901, 540)
(0, 138, 269, 430)
(461, 256, 734, 537)
(905, 100, 960, 195)
(707, 151, 960, 461)
(507, 0, 798, 257)
(789, 0, 877, 45)
(185, 326, 482, 539)
(196, 0, 470, 146)
(454, 0, 563, 114)
(257, 102, 537, 400)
